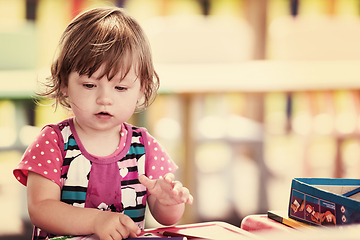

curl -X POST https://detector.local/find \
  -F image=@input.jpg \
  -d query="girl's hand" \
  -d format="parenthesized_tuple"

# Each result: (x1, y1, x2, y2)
(93, 211, 141, 240)
(139, 173, 193, 206)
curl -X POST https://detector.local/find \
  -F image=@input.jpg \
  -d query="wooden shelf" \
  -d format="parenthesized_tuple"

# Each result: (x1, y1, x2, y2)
(156, 60, 360, 94)
(2, 61, 360, 99)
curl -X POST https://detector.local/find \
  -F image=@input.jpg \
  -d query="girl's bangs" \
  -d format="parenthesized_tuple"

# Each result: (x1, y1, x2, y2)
(74, 39, 138, 82)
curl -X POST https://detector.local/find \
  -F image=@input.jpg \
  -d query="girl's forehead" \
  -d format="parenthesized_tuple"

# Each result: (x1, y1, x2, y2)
(90, 61, 139, 81)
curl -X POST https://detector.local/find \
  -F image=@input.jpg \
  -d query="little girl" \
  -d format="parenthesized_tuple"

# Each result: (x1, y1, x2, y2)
(13, 7, 193, 240)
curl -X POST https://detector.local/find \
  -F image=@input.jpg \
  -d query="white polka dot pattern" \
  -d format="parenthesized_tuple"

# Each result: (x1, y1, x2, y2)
(13, 126, 63, 187)
(142, 131, 178, 180)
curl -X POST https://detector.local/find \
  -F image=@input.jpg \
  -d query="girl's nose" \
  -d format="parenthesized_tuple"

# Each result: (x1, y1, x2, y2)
(96, 89, 113, 106)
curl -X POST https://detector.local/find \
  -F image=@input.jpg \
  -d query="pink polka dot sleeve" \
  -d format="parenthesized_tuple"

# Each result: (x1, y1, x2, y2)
(13, 126, 63, 187)
(143, 130, 178, 180)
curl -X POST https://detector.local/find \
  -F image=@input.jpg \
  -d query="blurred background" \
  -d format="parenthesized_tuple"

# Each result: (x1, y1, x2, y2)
(1, 0, 360, 239)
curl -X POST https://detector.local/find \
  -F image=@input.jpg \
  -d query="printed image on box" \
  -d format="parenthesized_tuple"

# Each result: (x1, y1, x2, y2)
(288, 178, 360, 226)
(305, 195, 320, 224)
(290, 190, 305, 219)
(320, 200, 336, 225)
(290, 189, 337, 226)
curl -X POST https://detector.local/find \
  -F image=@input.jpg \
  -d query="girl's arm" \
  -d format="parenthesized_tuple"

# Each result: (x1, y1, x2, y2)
(27, 171, 141, 239)
(139, 173, 193, 225)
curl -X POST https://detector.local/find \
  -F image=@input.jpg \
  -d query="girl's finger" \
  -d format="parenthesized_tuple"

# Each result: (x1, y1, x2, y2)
(138, 175, 155, 190)
(172, 181, 183, 193)
(187, 194, 194, 204)
(164, 173, 175, 183)
(178, 187, 193, 205)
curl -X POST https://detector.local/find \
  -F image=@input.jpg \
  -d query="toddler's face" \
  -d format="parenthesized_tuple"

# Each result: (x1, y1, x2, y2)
(63, 63, 143, 133)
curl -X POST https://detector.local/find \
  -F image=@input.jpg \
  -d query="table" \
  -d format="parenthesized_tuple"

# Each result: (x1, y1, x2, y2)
(49, 221, 258, 240)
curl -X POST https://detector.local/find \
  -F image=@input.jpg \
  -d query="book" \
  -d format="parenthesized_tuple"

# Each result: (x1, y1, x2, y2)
(49, 221, 253, 240)
(143, 221, 255, 240)
(268, 210, 312, 229)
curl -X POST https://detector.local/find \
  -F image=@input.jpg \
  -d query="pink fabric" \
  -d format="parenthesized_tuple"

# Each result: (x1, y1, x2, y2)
(141, 132, 178, 180)
(14, 127, 63, 187)
(14, 121, 178, 188)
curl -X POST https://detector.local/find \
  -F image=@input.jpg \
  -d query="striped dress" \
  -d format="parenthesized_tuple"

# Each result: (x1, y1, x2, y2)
(13, 118, 178, 240)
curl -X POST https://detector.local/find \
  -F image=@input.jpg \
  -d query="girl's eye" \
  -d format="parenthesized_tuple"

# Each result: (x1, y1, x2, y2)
(83, 83, 95, 89)
(115, 86, 127, 91)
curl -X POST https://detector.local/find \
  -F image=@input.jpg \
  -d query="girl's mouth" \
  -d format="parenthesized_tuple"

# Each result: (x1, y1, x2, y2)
(96, 112, 113, 118)
(98, 112, 110, 115)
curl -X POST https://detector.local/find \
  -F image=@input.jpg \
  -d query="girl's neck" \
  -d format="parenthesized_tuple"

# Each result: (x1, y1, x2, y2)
(73, 117, 122, 157)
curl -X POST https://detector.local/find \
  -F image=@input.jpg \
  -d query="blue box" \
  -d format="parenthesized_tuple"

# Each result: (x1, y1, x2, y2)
(288, 178, 360, 226)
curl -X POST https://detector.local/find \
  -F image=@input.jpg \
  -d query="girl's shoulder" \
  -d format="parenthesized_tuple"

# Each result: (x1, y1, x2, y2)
(46, 117, 74, 137)
(123, 122, 157, 151)
(123, 122, 150, 139)
(46, 118, 72, 132)
(123, 122, 147, 132)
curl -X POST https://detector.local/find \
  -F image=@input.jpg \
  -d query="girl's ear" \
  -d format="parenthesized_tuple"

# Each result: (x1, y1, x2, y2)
(138, 85, 145, 100)
(61, 85, 68, 97)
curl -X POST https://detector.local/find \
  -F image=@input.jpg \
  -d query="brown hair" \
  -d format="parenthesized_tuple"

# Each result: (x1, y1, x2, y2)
(40, 7, 159, 111)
